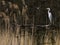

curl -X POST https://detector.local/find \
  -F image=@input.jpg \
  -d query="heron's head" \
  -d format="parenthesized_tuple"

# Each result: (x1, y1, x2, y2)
(46, 8, 50, 11)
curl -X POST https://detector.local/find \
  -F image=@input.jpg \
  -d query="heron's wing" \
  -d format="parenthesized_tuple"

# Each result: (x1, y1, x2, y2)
(48, 12, 52, 22)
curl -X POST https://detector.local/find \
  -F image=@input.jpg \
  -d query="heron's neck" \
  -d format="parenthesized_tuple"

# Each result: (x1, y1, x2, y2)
(48, 10, 50, 13)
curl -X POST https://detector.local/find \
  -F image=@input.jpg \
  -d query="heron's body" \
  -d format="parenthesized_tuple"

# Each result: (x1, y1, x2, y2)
(47, 8, 52, 24)
(48, 11, 52, 23)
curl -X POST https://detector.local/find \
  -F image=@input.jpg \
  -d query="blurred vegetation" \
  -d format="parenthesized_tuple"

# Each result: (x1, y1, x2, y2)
(0, 0, 60, 45)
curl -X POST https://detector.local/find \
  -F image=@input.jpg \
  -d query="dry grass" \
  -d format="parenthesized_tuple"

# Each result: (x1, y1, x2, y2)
(0, 29, 60, 45)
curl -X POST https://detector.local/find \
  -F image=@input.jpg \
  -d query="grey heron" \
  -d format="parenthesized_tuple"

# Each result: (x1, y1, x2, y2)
(46, 8, 52, 24)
